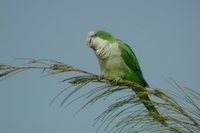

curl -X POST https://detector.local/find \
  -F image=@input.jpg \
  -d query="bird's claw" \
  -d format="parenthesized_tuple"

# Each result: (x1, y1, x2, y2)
(115, 77, 122, 85)
(97, 74, 103, 81)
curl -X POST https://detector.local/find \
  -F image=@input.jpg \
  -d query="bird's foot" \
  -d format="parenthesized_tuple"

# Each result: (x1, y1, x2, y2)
(97, 74, 103, 81)
(114, 77, 122, 85)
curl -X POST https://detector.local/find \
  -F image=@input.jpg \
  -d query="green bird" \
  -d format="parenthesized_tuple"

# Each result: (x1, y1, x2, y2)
(86, 30, 165, 124)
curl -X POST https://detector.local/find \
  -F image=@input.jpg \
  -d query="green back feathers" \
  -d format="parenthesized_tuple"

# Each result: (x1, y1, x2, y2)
(118, 40, 149, 87)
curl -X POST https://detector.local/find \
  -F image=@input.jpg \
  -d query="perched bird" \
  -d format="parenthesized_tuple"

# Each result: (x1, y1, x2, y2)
(86, 30, 165, 124)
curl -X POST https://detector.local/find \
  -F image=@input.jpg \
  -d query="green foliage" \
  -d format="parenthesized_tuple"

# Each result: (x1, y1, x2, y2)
(0, 59, 199, 132)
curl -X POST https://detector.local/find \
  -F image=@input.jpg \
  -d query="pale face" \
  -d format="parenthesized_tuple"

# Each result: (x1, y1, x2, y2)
(86, 31, 109, 50)
(86, 31, 119, 59)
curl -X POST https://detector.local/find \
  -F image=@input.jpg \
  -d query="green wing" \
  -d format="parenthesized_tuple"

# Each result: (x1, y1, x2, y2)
(117, 40, 167, 124)
(118, 40, 148, 87)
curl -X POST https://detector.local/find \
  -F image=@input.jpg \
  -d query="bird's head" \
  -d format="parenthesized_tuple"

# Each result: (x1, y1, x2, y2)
(86, 30, 115, 50)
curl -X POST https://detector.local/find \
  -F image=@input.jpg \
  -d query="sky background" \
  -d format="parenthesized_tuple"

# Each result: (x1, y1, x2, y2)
(0, 0, 200, 133)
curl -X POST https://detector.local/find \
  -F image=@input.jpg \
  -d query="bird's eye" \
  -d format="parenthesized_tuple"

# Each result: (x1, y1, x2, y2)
(91, 34, 97, 37)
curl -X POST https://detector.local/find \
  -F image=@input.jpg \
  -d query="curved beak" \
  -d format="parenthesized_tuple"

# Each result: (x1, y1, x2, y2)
(86, 37, 92, 48)
(86, 31, 95, 48)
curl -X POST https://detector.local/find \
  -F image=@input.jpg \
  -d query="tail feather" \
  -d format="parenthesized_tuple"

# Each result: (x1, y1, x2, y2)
(135, 90, 167, 125)
(135, 77, 167, 125)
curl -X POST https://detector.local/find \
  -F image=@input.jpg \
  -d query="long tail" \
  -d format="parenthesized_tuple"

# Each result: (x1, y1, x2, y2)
(135, 90, 167, 125)
(133, 76, 167, 125)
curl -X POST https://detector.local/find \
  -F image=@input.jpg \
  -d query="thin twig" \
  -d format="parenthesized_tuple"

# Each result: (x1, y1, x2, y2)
(2, 65, 51, 70)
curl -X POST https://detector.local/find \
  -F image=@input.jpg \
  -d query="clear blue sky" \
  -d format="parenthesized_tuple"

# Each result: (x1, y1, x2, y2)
(0, 0, 200, 133)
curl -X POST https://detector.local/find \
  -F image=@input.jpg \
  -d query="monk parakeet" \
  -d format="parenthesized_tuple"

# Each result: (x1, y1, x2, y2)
(86, 30, 165, 124)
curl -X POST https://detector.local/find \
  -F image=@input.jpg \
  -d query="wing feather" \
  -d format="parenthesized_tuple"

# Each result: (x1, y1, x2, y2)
(118, 40, 148, 87)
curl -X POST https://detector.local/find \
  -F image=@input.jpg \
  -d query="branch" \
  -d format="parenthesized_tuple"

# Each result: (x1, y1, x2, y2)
(0, 60, 200, 132)
(0, 63, 147, 92)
